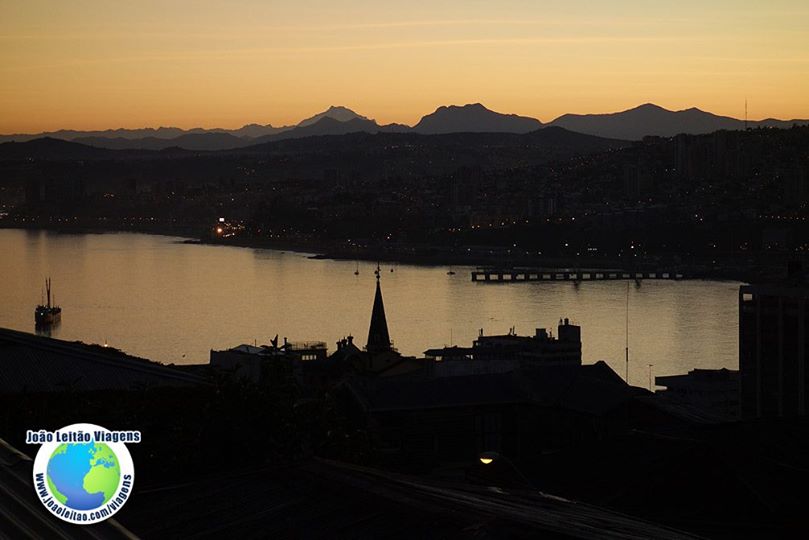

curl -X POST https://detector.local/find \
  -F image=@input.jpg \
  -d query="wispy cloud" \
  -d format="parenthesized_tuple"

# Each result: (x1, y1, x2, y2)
(1, 34, 737, 73)
(0, 16, 697, 42)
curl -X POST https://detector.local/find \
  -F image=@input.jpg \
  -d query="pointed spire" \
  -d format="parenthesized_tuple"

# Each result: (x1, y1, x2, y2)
(366, 271, 391, 355)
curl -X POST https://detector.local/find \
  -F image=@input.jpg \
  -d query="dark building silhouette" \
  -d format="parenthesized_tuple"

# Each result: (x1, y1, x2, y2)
(473, 319, 581, 364)
(357, 273, 423, 376)
(655, 368, 739, 421)
(740, 274, 809, 418)
(209, 339, 328, 382)
(424, 319, 582, 376)
(340, 361, 654, 472)
(208, 273, 422, 385)
(366, 271, 392, 355)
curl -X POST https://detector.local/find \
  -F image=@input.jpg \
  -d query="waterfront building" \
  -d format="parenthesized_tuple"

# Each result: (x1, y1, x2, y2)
(210, 273, 421, 384)
(424, 319, 581, 377)
(739, 268, 809, 418)
(210, 337, 327, 383)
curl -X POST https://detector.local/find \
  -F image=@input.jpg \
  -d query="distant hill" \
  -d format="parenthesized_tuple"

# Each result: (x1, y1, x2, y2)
(0, 126, 627, 164)
(0, 124, 289, 145)
(0, 137, 118, 160)
(523, 125, 623, 148)
(235, 125, 627, 162)
(0, 137, 183, 160)
(413, 103, 543, 134)
(75, 132, 248, 151)
(550, 103, 809, 140)
(0, 127, 189, 143)
(216, 126, 631, 181)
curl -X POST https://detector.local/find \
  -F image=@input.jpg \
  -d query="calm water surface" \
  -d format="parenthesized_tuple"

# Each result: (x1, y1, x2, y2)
(0, 229, 740, 384)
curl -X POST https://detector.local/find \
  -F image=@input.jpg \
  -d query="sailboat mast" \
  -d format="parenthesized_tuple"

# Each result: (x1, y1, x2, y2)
(46, 278, 51, 308)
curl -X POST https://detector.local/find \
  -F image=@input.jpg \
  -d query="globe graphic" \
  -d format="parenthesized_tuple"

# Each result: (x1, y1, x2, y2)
(46, 442, 121, 510)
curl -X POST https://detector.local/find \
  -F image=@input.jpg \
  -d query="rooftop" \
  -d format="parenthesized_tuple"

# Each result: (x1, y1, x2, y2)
(120, 457, 698, 539)
(0, 438, 136, 539)
(347, 361, 641, 416)
(0, 327, 208, 394)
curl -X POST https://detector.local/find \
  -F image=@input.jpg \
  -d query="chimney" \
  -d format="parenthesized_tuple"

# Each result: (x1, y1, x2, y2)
(535, 328, 548, 340)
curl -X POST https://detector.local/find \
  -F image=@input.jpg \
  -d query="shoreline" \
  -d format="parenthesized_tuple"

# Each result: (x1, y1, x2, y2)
(0, 222, 761, 282)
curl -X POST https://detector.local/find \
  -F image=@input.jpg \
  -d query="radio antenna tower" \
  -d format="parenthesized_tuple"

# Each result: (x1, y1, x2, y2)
(745, 98, 748, 130)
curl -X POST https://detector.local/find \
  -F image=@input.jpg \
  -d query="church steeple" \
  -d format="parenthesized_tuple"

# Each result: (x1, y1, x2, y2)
(366, 264, 392, 355)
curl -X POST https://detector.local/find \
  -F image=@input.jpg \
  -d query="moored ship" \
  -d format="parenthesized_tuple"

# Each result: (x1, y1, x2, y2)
(35, 278, 61, 326)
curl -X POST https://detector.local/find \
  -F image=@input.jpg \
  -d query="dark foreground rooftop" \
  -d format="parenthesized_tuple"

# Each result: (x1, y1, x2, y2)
(0, 327, 208, 394)
(0, 438, 135, 539)
(120, 457, 699, 539)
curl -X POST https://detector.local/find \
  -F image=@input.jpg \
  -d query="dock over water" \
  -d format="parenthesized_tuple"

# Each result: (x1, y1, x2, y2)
(471, 269, 685, 282)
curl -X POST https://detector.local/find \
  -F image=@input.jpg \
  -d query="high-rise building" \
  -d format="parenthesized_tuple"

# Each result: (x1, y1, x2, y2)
(739, 272, 809, 418)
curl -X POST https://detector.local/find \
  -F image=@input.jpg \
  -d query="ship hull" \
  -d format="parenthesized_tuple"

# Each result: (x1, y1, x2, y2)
(35, 278, 62, 327)
(35, 308, 61, 326)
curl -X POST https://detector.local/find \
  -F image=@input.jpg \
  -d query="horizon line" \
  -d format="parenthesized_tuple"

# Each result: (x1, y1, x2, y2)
(2, 100, 807, 137)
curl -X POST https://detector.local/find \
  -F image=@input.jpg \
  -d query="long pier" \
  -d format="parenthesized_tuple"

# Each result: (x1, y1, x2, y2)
(471, 269, 685, 282)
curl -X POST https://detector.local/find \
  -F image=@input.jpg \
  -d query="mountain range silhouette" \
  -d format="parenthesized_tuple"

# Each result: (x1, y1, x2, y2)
(0, 126, 630, 162)
(2, 103, 807, 151)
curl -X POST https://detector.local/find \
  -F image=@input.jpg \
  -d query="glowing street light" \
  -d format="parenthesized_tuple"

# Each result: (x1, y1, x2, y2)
(475, 451, 534, 489)
(479, 451, 500, 465)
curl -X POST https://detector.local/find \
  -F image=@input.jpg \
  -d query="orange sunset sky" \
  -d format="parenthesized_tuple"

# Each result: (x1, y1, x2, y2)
(1, 0, 808, 133)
